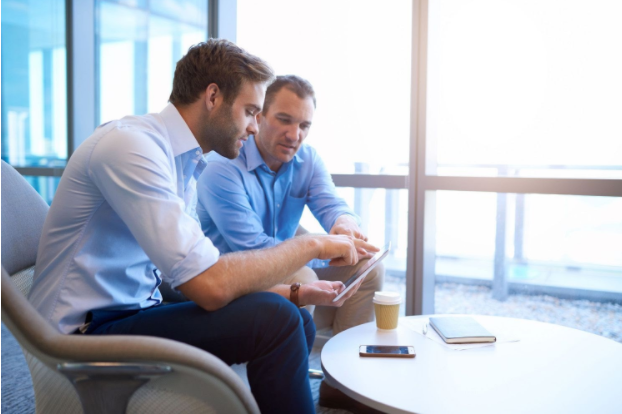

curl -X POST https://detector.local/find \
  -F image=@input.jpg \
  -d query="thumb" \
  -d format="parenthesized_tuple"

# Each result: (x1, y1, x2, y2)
(331, 281, 345, 290)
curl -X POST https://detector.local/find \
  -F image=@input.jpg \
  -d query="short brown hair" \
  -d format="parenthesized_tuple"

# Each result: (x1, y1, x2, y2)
(169, 39, 274, 105)
(263, 75, 316, 114)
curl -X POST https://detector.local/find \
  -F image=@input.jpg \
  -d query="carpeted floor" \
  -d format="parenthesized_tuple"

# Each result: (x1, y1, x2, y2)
(1, 323, 351, 414)
(1, 324, 35, 414)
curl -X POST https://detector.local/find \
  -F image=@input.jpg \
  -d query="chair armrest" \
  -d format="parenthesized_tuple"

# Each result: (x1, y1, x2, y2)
(2, 270, 259, 414)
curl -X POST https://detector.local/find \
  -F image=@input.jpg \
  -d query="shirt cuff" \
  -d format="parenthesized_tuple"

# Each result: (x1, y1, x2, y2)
(329, 212, 361, 230)
(167, 238, 220, 289)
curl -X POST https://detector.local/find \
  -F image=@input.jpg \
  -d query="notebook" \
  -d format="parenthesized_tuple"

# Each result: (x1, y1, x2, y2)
(429, 316, 496, 344)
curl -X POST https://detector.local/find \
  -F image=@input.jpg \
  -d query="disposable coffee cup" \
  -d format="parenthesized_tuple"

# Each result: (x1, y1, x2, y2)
(373, 291, 401, 330)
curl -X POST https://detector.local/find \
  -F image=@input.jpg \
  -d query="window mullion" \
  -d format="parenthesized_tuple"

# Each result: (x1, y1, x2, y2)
(66, 0, 96, 157)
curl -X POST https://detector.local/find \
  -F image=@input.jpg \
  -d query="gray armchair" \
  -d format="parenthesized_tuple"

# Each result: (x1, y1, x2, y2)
(1, 160, 259, 414)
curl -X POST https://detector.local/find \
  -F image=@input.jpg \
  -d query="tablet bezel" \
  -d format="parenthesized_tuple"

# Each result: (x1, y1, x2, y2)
(331, 242, 391, 303)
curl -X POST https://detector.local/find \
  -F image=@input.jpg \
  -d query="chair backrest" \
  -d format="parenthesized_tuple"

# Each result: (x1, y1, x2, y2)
(1, 161, 74, 360)
(1, 161, 84, 412)
(1, 160, 49, 280)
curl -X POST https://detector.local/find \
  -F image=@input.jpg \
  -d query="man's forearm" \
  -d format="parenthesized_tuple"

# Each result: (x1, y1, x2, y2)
(220, 237, 322, 297)
(178, 234, 375, 312)
(178, 236, 321, 311)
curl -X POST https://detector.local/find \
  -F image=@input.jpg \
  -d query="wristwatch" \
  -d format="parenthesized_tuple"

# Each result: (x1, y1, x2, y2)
(290, 282, 303, 308)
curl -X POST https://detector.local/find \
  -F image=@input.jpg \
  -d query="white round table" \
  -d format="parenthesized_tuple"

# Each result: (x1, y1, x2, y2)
(321, 315, 622, 414)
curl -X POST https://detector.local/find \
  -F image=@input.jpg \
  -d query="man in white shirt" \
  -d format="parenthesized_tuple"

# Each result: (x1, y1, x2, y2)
(29, 39, 377, 413)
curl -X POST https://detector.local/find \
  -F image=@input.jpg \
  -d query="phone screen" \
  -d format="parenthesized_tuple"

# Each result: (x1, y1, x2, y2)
(364, 346, 412, 355)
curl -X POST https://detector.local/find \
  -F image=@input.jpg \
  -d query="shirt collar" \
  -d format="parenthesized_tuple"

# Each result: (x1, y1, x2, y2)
(244, 135, 304, 172)
(160, 103, 201, 157)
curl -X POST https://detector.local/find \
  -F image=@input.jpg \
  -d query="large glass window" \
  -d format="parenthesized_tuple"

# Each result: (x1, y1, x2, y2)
(96, 0, 208, 124)
(237, 0, 412, 175)
(23, 176, 61, 205)
(426, 0, 622, 179)
(1, 0, 67, 168)
(238, 1, 413, 310)
(431, 192, 622, 342)
(434, 192, 622, 293)
(419, 0, 622, 342)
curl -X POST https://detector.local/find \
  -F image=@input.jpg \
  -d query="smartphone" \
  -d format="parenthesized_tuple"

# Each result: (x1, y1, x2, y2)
(359, 345, 415, 358)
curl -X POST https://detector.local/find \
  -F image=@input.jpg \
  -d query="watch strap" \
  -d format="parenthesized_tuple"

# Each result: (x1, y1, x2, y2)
(290, 282, 302, 308)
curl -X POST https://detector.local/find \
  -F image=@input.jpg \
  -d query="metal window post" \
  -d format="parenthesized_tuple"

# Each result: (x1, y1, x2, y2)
(211, 0, 237, 41)
(66, 0, 96, 156)
(407, 0, 431, 316)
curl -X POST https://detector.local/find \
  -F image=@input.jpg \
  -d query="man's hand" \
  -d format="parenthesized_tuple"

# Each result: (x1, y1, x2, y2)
(311, 234, 378, 266)
(298, 279, 365, 307)
(330, 215, 368, 241)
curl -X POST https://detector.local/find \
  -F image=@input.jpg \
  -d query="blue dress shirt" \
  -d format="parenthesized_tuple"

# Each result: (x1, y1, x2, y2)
(29, 104, 220, 334)
(196, 136, 357, 258)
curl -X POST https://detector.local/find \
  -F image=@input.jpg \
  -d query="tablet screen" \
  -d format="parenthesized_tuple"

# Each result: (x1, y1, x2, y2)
(332, 242, 391, 303)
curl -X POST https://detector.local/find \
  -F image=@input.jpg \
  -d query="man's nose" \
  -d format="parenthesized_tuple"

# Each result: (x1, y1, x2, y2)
(247, 115, 259, 136)
(284, 124, 301, 141)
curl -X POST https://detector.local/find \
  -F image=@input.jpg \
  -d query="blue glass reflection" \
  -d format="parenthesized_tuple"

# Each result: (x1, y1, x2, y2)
(1, 0, 67, 168)
(23, 176, 61, 205)
(96, 0, 207, 124)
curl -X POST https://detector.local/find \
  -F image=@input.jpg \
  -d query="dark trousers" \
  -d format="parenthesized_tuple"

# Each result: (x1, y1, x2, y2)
(84, 292, 316, 413)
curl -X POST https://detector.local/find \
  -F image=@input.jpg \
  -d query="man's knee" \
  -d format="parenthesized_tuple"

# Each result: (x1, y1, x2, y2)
(299, 308, 316, 350)
(246, 291, 300, 318)
(287, 266, 319, 285)
(245, 292, 312, 339)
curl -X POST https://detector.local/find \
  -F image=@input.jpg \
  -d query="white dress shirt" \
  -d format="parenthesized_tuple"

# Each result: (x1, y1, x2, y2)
(29, 104, 219, 334)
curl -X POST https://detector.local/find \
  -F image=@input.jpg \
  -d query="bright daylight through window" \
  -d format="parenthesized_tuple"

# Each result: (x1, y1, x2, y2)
(237, 0, 412, 176)
(237, 1, 413, 314)
(425, 0, 622, 340)
(96, 0, 207, 125)
(238, 0, 621, 337)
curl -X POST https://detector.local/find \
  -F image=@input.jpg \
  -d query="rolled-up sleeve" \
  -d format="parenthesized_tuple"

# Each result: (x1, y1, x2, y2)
(89, 126, 219, 288)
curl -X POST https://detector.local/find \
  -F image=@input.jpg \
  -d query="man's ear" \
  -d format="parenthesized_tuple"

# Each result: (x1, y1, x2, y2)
(204, 83, 222, 112)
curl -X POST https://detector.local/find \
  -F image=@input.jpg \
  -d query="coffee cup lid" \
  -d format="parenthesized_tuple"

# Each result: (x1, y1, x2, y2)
(373, 291, 401, 305)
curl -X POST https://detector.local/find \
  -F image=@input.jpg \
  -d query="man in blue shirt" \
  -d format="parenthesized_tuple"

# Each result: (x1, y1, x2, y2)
(197, 75, 385, 410)
(197, 75, 384, 336)
(196, 76, 385, 408)
(28, 40, 377, 414)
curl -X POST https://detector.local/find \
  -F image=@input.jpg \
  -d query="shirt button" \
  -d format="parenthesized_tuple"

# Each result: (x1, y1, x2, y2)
(195, 150, 201, 155)
(277, 204, 281, 208)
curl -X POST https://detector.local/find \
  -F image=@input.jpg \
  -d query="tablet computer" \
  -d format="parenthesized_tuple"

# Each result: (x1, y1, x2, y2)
(332, 242, 391, 303)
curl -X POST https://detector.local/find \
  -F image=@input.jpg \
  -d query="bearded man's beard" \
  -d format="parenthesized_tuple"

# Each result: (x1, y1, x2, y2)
(203, 104, 244, 159)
